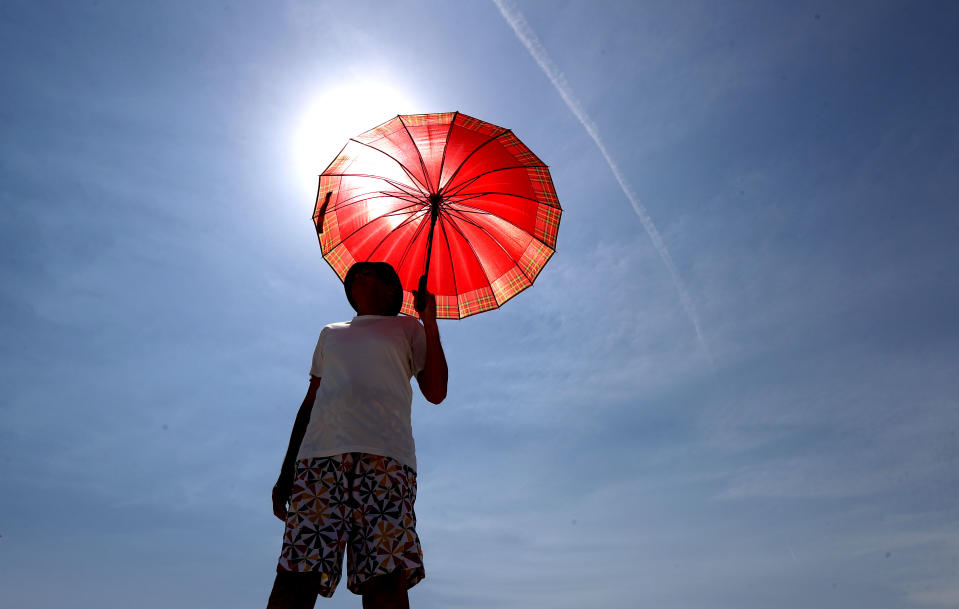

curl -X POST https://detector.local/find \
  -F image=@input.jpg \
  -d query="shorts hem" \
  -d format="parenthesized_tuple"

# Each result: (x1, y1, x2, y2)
(346, 565, 426, 596)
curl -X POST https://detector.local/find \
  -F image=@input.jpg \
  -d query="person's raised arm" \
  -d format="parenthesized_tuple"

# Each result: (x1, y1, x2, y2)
(414, 289, 448, 405)
(272, 375, 321, 521)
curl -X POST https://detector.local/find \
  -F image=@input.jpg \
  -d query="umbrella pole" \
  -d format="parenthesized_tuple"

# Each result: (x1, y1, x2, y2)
(416, 195, 441, 312)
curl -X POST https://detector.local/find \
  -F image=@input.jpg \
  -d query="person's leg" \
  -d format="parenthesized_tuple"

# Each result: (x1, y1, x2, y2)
(347, 455, 423, 607)
(270, 456, 351, 607)
(360, 570, 409, 609)
(266, 572, 320, 609)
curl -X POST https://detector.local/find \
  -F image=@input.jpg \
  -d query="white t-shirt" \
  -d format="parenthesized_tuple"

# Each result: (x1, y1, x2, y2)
(297, 315, 427, 470)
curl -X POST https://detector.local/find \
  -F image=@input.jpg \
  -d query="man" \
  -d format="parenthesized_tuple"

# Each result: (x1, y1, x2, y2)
(267, 261, 448, 609)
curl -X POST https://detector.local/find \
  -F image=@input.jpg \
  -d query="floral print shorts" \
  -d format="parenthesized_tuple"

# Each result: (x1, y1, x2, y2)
(276, 453, 424, 597)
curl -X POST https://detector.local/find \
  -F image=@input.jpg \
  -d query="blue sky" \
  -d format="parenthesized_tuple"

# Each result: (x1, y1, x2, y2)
(2, 1, 958, 608)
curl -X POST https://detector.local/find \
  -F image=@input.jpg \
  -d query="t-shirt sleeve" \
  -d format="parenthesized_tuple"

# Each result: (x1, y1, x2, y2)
(410, 319, 427, 375)
(310, 327, 328, 378)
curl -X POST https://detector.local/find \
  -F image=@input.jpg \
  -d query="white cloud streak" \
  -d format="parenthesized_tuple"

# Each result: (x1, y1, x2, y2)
(493, 0, 711, 361)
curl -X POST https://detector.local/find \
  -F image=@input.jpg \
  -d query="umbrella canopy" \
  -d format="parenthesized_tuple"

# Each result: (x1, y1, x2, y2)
(314, 112, 561, 319)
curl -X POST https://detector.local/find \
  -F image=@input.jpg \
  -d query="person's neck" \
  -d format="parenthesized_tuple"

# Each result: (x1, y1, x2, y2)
(355, 308, 392, 316)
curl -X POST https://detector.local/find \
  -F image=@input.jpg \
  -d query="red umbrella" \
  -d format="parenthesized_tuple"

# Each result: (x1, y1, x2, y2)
(313, 112, 561, 319)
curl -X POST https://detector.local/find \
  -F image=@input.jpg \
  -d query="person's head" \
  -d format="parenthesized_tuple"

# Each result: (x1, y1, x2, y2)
(343, 261, 404, 316)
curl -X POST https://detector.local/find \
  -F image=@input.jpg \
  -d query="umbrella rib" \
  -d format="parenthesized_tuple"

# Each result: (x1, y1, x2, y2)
(440, 210, 499, 302)
(444, 207, 537, 285)
(393, 210, 433, 285)
(398, 115, 436, 193)
(435, 111, 459, 196)
(446, 189, 545, 208)
(446, 201, 549, 252)
(439, 129, 509, 195)
(453, 201, 558, 256)
(437, 213, 461, 319)
(333, 184, 423, 203)
(333, 191, 425, 213)
(323, 202, 426, 254)
(443, 165, 548, 199)
(318, 140, 350, 176)
(381, 202, 427, 216)
(444, 189, 560, 254)
(323, 172, 423, 198)
(364, 206, 432, 262)
(324, 196, 424, 228)
(321, 180, 426, 214)
(348, 138, 430, 195)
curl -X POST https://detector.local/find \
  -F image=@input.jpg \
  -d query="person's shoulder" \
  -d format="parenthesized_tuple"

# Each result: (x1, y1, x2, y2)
(320, 320, 352, 335)
(394, 315, 422, 328)
(395, 315, 425, 339)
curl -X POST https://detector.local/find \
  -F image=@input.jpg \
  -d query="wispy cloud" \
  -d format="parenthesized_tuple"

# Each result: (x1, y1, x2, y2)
(492, 0, 710, 361)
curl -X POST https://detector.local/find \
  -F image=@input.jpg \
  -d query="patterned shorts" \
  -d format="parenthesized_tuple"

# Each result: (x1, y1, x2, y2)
(276, 453, 424, 597)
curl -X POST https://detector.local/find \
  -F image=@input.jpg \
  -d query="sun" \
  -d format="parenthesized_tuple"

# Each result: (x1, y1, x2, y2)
(291, 79, 420, 200)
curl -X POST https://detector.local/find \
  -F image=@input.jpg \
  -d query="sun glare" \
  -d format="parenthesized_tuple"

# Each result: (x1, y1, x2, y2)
(292, 80, 420, 201)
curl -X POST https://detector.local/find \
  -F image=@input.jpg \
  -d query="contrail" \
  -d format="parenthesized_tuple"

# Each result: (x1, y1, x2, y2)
(493, 0, 711, 361)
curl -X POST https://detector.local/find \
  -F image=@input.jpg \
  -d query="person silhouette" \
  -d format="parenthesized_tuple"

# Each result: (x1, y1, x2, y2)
(267, 262, 448, 609)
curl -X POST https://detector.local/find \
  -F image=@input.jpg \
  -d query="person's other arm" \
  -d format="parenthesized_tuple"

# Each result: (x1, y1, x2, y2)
(415, 291, 448, 404)
(271, 375, 321, 521)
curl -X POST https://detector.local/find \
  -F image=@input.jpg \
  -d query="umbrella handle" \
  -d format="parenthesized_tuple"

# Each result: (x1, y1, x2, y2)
(415, 274, 428, 313)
